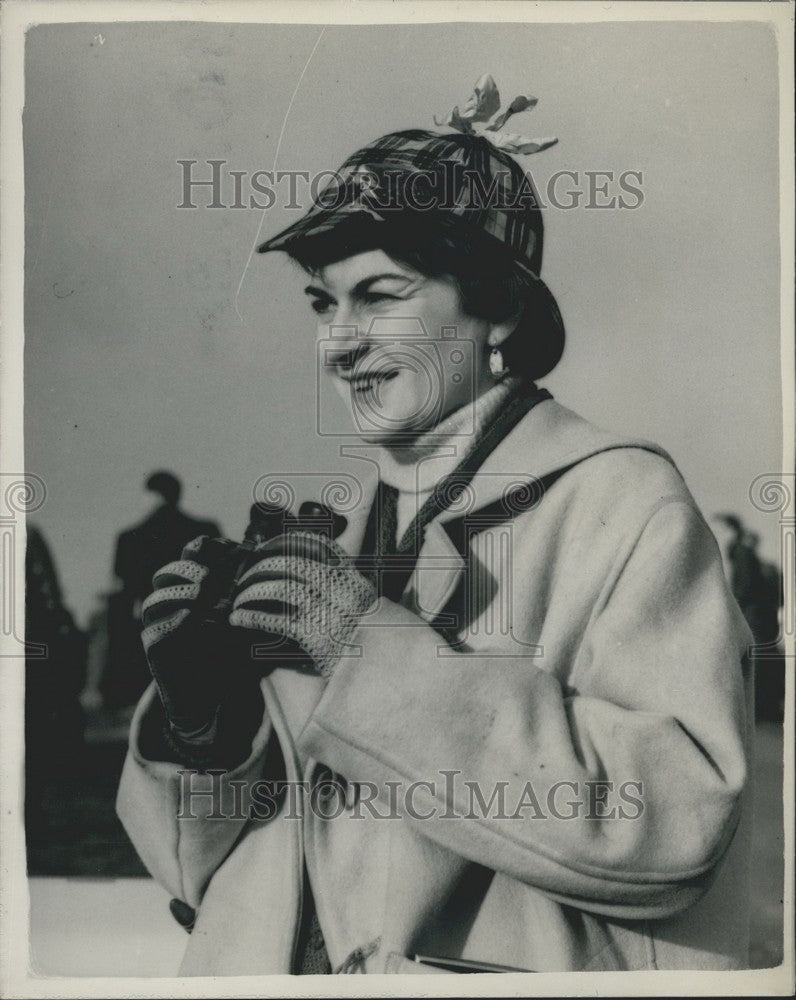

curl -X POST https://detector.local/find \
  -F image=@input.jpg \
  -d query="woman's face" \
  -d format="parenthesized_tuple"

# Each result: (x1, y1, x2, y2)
(305, 249, 495, 444)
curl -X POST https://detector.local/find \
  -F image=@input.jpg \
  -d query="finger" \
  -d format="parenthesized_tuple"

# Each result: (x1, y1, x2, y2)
(237, 559, 373, 617)
(234, 578, 346, 651)
(237, 555, 334, 591)
(141, 607, 190, 654)
(254, 532, 341, 566)
(228, 607, 292, 637)
(141, 583, 201, 628)
(233, 578, 306, 616)
(228, 608, 336, 674)
(152, 559, 208, 591)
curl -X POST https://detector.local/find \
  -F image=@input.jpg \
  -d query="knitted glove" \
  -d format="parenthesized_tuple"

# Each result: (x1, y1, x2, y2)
(229, 532, 377, 678)
(141, 534, 259, 765)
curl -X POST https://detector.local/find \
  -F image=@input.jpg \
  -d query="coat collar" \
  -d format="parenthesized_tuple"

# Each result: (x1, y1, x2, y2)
(335, 399, 674, 623)
(336, 398, 672, 540)
(434, 397, 674, 524)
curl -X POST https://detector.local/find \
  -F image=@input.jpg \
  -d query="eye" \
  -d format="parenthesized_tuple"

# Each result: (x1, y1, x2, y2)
(309, 296, 334, 315)
(361, 291, 398, 305)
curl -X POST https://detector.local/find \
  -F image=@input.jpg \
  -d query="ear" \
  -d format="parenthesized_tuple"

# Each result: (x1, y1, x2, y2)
(486, 307, 522, 348)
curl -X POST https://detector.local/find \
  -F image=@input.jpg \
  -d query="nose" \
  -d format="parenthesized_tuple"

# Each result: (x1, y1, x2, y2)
(320, 301, 372, 373)
(319, 317, 368, 374)
(324, 341, 369, 372)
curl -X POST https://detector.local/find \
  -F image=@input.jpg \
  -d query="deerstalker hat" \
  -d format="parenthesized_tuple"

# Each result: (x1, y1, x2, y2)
(257, 121, 565, 377)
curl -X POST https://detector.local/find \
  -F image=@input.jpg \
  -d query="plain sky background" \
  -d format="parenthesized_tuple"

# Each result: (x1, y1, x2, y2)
(23, 18, 782, 625)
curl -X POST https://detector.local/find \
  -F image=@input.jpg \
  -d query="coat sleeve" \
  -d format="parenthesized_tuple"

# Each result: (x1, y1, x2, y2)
(116, 682, 274, 909)
(298, 499, 752, 919)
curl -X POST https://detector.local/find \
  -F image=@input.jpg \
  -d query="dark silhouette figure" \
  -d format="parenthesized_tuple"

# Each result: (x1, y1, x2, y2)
(102, 472, 221, 708)
(715, 514, 785, 721)
(25, 524, 87, 840)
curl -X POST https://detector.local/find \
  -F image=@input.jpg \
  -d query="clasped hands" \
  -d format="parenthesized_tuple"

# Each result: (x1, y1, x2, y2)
(140, 531, 376, 756)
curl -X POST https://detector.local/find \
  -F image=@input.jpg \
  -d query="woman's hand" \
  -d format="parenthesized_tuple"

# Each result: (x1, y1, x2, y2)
(229, 532, 377, 678)
(141, 535, 245, 749)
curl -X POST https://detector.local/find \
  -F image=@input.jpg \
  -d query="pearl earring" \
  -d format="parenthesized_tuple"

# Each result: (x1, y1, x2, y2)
(489, 346, 508, 377)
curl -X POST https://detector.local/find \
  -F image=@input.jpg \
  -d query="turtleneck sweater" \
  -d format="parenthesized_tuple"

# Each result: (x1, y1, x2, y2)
(377, 375, 523, 542)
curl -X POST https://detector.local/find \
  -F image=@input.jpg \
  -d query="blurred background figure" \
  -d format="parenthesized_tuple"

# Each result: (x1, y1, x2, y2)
(101, 471, 221, 710)
(25, 524, 87, 841)
(714, 513, 785, 722)
(79, 590, 112, 713)
(26, 477, 223, 877)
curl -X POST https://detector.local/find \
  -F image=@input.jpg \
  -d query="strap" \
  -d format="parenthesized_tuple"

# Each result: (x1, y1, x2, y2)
(360, 384, 551, 600)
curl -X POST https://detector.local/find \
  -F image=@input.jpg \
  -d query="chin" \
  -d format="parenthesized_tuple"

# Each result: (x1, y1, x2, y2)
(346, 391, 443, 443)
(349, 411, 434, 446)
(354, 425, 423, 446)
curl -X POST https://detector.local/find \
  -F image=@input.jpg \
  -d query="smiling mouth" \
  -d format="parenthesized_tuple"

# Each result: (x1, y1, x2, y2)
(339, 369, 401, 393)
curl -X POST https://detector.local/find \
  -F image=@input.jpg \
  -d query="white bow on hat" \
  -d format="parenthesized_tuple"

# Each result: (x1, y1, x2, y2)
(434, 73, 558, 155)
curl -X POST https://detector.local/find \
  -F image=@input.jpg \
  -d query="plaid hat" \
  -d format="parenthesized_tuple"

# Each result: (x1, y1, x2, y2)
(257, 128, 564, 376)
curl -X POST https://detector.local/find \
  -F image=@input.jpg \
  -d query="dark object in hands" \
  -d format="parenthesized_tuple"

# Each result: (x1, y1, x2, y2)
(202, 500, 348, 626)
(143, 501, 347, 766)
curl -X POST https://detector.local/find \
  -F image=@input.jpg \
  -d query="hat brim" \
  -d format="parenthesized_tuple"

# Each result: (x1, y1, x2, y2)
(256, 201, 361, 255)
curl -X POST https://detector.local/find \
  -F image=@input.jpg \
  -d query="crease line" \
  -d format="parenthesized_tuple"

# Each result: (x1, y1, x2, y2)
(233, 26, 327, 322)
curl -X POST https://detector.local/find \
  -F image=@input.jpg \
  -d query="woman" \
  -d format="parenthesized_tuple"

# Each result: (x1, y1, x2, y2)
(118, 97, 753, 975)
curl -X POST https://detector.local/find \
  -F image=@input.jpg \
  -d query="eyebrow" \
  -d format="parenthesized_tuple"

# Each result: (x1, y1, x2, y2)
(303, 273, 414, 298)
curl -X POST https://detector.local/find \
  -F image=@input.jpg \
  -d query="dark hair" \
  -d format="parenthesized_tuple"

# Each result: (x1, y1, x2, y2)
(286, 215, 564, 380)
(146, 470, 181, 506)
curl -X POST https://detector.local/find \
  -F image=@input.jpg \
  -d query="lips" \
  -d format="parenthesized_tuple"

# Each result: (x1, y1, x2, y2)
(343, 369, 401, 394)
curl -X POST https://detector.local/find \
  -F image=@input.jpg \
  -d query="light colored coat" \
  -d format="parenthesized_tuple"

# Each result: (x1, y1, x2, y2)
(117, 399, 753, 975)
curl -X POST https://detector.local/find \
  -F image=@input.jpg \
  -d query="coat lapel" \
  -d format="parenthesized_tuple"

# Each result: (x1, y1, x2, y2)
(402, 520, 465, 625)
(401, 399, 673, 623)
(327, 400, 672, 626)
